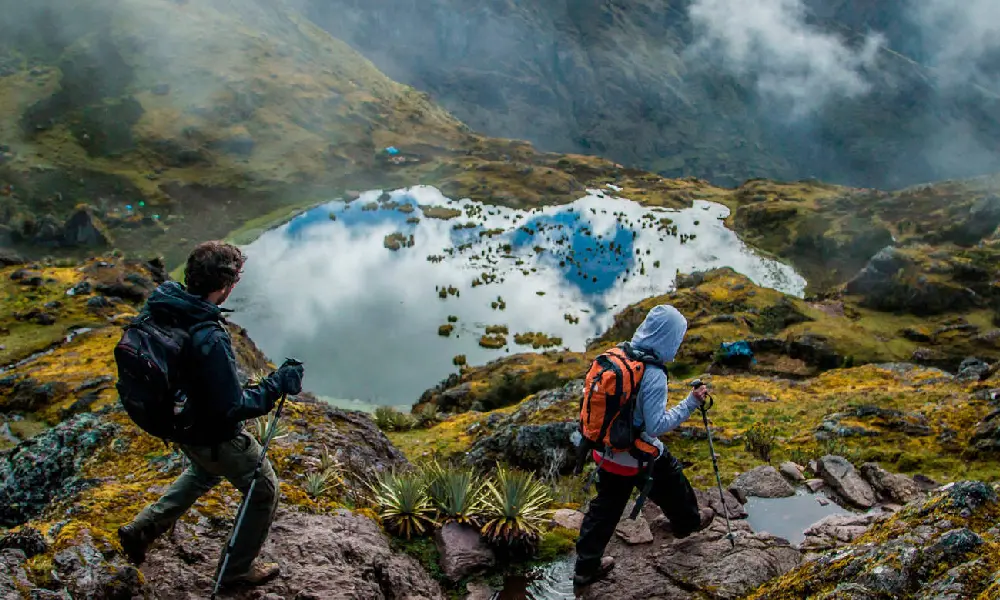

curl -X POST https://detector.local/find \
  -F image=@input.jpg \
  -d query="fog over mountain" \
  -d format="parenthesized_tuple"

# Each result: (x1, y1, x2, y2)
(298, 0, 1000, 188)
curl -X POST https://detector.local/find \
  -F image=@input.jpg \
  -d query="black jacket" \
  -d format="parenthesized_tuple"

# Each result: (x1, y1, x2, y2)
(141, 281, 281, 446)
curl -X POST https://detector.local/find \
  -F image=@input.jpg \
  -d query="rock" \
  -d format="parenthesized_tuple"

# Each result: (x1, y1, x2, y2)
(816, 455, 878, 508)
(435, 522, 496, 581)
(301, 400, 408, 484)
(584, 517, 802, 600)
(139, 510, 443, 599)
(95, 273, 155, 302)
(9, 268, 42, 285)
(62, 206, 112, 247)
(859, 462, 923, 504)
(465, 582, 497, 600)
(52, 527, 145, 599)
(0, 248, 24, 266)
(0, 375, 69, 412)
(0, 549, 33, 598)
(800, 513, 882, 552)
(552, 508, 585, 531)
(151, 83, 171, 95)
(957, 357, 991, 382)
(0, 412, 117, 526)
(210, 133, 256, 156)
(732, 465, 795, 498)
(779, 461, 806, 482)
(615, 507, 654, 545)
(437, 382, 473, 410)
(805, 478, 826, 492)
(86, 295, 112, 309)
(466, 381, 583, 472)
(753, 481, 1000, 599)
(73, 376, 114, 393)
(696, 487, 748, 520)
(0, 527, 48, 558)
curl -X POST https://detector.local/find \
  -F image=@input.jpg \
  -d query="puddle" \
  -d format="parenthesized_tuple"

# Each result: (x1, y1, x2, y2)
(228, 185, 805, 409)
(496, 557, 576, 600)
(744, 489, 851, 546)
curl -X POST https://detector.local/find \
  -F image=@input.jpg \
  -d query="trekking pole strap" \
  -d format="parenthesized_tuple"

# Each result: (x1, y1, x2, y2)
(629, 459, 656, 520)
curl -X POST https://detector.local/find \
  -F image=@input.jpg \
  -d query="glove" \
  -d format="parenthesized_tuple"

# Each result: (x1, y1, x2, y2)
(272, 361, 304, 395)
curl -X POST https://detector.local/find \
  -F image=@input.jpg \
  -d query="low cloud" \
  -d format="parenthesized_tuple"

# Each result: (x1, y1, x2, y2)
(687, 0, 884, 117)
(911, 0, 1000, 91)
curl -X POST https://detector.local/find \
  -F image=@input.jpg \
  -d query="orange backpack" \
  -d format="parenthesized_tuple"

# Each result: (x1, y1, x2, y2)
(579, 345, 661, 460)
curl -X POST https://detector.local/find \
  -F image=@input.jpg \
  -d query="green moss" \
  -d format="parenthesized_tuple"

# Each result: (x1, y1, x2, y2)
(537, 526, 577, 562)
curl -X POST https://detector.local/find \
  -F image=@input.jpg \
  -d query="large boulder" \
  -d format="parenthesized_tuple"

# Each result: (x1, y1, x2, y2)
(731, 465, 796, 499)
(466, 380, 583, 472)
(860, 462, 924, 505)
(0, 412, 116, 527)
(434, 522, 495, 582)
(815, 455, 878, 508)
(62, 205, 112, 247)
(583, 517, 802, 599)
(140, 510, 444, 599)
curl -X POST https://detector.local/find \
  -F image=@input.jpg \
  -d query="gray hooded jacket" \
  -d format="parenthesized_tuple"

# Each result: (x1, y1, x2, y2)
(602, 304, 699, 470)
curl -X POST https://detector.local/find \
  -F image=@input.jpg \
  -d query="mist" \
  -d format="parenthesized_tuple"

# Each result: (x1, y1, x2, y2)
(687, 0, 884, 117)
(1, 0, 998, 193)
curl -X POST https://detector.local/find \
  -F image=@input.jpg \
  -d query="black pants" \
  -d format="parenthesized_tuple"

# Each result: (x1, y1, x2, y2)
(575, 451, 700, 575)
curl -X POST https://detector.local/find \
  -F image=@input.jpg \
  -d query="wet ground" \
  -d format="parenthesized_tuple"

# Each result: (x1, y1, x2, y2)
(495, 487, 852, 599)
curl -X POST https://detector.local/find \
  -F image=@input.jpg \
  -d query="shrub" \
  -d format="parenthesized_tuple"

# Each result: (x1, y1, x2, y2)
(373, 406, 414, 431)
(368, 469, 434, 539)
(480, 466, 551, 547)
(415, 403, 440, 427)
(744, 421, 778, 463)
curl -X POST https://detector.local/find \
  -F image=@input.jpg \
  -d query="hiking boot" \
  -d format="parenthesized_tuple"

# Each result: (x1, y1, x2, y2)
(221, 561, 281, 588)
(573, 556, 615, 587)
(117, 523, 153, 565)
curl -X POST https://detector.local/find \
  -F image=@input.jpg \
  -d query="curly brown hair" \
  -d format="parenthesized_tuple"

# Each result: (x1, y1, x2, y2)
(184, 241, 245, 297)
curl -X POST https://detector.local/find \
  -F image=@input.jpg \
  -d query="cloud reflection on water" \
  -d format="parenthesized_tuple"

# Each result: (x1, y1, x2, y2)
(227, 186, 805, 409)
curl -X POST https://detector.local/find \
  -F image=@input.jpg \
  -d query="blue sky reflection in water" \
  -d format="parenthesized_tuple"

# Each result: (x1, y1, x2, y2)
(227, 185, 806, 410)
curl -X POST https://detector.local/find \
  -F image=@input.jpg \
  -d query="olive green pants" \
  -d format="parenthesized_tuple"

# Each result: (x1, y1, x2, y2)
(131, 431, 280, 579)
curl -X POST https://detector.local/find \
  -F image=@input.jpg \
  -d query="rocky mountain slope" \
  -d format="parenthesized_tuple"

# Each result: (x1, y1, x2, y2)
(300, 0, 1000, 188)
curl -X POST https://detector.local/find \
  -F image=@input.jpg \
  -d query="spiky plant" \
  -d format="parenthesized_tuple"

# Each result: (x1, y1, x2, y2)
(367, 469, 434, 539)
(480, 466, 551, 547)
(304, 470, 334, 499)
(249, 414, 289, 444)
(424, 462, 484, 526)
(319, 445, 342, 474)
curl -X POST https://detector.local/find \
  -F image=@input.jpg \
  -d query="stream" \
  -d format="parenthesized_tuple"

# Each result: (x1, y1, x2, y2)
(227, 185, 805, 410)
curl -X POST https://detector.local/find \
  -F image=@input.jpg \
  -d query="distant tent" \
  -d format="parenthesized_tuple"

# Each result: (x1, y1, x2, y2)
(384, 146, 400, 155)
(717, 341, 756, 366)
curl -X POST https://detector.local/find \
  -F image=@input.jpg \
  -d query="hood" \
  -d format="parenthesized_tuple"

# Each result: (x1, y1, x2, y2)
(143, 281, 223, 327)
(630, 304, 687, 363)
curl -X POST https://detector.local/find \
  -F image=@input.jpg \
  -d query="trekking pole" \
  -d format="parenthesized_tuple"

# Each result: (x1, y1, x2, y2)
(211, 359, 301, 598)
(692, 379, 736, 549)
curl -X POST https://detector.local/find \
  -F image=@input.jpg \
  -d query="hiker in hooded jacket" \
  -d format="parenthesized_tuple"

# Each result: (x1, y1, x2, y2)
(573, 304, 713, 587)
(118, 241, 304, 588)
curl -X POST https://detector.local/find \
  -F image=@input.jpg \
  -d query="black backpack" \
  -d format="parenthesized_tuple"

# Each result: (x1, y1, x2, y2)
(113, 314, 208, 440)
